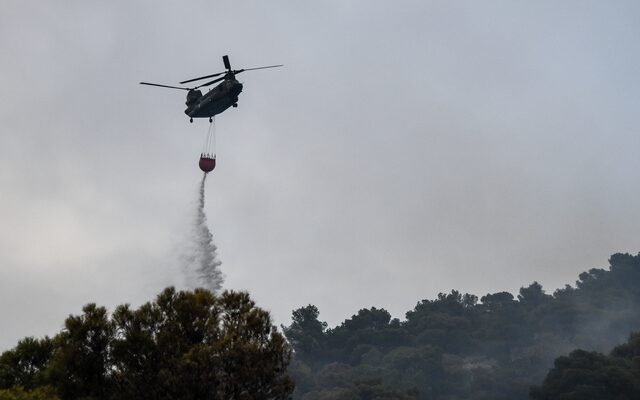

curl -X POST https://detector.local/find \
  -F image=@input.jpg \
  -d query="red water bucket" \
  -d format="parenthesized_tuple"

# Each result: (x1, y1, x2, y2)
(199, 156, 216, 173)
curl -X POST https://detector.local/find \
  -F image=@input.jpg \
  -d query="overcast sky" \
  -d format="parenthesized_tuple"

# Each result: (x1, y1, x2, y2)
(1, 1, 639, 351)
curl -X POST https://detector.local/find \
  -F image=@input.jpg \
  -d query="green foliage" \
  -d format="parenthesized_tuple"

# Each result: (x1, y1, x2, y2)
(0, 337, 54, 390)
(530, 332, 640, 399)
(0, 386, 59, 400)
(282, 305, 328, 366)
(47, 304, 113, 399)
(517, 282, 551, 308)
(0, 288, 293, 400)
(285, 252, 640, 399)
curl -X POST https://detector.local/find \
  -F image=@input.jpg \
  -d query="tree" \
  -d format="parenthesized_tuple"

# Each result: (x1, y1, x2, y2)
(283, 305, 327, 365)
(611, 332, 640, 359)
(214, 291, 294, 399)
(480, 292, 515, 313)
(110, 288, 294, 399)
(530, 332, 640, 399)
(46, 304, 113, 400)
(0, 337, 54, 390)
(342, 308, 392, 332)
(517, 282, 550, 308)
(1, 288, 294, 400)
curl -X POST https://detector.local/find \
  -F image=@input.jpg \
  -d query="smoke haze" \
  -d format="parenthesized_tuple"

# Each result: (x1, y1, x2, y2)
(1, 1, 639, 350)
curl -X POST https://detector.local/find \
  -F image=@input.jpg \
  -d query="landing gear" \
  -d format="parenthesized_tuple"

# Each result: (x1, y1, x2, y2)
(209, 117, 213, 123)
(190, 117, 193, 123)
(232, 103, 238, 108)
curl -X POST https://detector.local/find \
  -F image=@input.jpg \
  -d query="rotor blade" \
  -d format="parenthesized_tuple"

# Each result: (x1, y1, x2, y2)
(195, 76, 225, 88)
(223, 55, 231, 70)
(241, 64, 284, 72)
(232, 65, 284, 76)
(179, 64, 283, 84)
(232, 64, 284, 74)
(140, 82, 190, 90)
(179, 71, 225, 85)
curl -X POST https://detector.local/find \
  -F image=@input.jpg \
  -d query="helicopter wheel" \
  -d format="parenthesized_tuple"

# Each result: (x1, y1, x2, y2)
(190, 118, 193, 123)
(209, 117, 212, 123)
(232, 103, 238, 108)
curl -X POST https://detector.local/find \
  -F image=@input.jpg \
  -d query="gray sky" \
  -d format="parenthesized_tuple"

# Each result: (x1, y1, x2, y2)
(1, 1, 639, 351)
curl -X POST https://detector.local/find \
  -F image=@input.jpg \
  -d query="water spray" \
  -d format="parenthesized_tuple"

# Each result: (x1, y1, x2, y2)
(183, 172, 224, 292)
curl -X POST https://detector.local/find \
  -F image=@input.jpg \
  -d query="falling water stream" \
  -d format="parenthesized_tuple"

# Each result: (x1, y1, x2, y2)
(182, 172, 224, 292)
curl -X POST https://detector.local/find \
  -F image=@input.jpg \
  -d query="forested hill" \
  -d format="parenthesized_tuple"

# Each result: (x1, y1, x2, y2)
(284, 252, 640, 400)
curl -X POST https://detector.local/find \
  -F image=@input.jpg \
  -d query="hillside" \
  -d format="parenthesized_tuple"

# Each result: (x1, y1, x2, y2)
(284, 252, 640, 399)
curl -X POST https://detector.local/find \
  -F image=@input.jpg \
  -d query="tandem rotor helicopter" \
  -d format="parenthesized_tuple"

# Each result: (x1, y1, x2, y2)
(140, 55, 283, 123)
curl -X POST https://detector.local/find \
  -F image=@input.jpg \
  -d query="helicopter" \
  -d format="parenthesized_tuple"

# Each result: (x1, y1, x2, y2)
(140, 55, 282, 123)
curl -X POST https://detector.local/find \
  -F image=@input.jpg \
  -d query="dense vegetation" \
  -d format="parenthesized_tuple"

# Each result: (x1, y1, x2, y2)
(2, 253, 639, 399)
(530, 332, 640, 399)
(284, 252, 640, 399)
(0, 288, 293, 400)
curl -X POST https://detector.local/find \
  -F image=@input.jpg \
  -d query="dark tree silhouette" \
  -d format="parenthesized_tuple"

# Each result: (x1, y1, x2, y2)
(530, 332, 640, 399)
(0, 288, 293, 400)
(284, 253, 640, 399)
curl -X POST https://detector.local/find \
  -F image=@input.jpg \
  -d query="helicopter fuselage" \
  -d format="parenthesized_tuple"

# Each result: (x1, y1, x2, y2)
(185, 78, 243, 119)
(140, 54, 281, 122)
